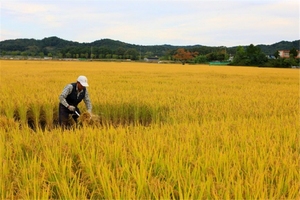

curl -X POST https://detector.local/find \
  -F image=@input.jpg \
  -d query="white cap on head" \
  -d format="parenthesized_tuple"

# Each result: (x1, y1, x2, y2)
(77, 75, 89, 87)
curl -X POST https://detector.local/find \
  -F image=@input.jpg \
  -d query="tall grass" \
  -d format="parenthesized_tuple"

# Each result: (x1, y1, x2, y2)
(0, 60, 299, 199)
(1, 123, 298, 199)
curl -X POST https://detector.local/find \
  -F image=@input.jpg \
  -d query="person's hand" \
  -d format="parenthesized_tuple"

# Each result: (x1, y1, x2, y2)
(68, 105, 76, 112)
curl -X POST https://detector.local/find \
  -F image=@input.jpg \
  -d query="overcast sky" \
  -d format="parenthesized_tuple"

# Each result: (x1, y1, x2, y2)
(1, 0, 299, 47)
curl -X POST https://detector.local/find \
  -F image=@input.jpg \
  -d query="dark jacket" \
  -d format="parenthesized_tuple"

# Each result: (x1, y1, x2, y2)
(66, 83, 86, 107)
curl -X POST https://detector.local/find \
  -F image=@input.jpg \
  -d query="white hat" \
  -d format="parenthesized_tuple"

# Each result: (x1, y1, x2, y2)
(77, 75, 89, 87)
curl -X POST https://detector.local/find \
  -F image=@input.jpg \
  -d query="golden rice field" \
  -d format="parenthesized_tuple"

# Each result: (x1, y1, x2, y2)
(0, 60, 299, 199)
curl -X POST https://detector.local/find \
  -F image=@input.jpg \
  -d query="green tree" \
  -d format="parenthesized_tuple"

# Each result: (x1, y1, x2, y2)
(273, 50, 280, 59)
(283, 58, 297, 68)
(124, 48, 139, 60)
(11, 51, 20, 56)
(232, 44, 267, 66)
(116, 47, 126, 59)
(21, 52, 28, 58)
(232, 46, 246, 65)
(289, 48, 298, 58)
(245, 44, 263, 65)
(206, 52, 226, 61)
(144, 51, 154, 58)
(194, 55, 207, 63)
(66, 52, 71, 58)
(98, 47, 111, 58)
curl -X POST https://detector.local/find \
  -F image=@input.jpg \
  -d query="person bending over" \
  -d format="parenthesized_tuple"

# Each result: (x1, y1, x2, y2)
(59, 75, 92, 127)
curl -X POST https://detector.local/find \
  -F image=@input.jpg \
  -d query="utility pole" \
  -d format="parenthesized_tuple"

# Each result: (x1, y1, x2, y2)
(91, 46, 93, 61)
(140, 46, 141, 61)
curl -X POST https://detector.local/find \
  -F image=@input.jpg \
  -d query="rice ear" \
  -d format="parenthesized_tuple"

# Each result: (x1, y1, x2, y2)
(78, 112, 101, 126)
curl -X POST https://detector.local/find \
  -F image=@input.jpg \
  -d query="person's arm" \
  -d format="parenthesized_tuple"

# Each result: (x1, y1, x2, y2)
(83, 89, 92, 113)
(59, 84, 73, 108)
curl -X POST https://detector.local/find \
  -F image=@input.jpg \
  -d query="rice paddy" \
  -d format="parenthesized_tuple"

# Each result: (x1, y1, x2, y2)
(0, 60, 299, 199)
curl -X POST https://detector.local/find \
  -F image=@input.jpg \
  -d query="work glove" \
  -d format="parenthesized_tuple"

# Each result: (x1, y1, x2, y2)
(68, 105, 76, 112)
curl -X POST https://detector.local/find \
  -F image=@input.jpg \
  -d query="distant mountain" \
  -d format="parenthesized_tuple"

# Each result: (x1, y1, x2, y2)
(0, 36, 80, 52)
(0, 36, 299, 57)
(90, 39, 133, 49)
(257, 40, 300, 55)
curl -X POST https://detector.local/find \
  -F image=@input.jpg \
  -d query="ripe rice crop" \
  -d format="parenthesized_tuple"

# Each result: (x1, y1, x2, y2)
(0, 60, 299, 199)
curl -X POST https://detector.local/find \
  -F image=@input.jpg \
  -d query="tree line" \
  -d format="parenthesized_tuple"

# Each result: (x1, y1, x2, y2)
(230, 45, 299, 68)
(0, 36, 299, 68)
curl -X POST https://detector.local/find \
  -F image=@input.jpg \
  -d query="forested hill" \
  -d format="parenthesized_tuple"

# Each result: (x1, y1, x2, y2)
(0, 36, 299, 58)
(257, 40, 300, 55)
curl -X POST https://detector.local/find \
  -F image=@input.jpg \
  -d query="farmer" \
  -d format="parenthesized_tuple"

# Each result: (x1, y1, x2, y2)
(59, 75, 92, 127)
